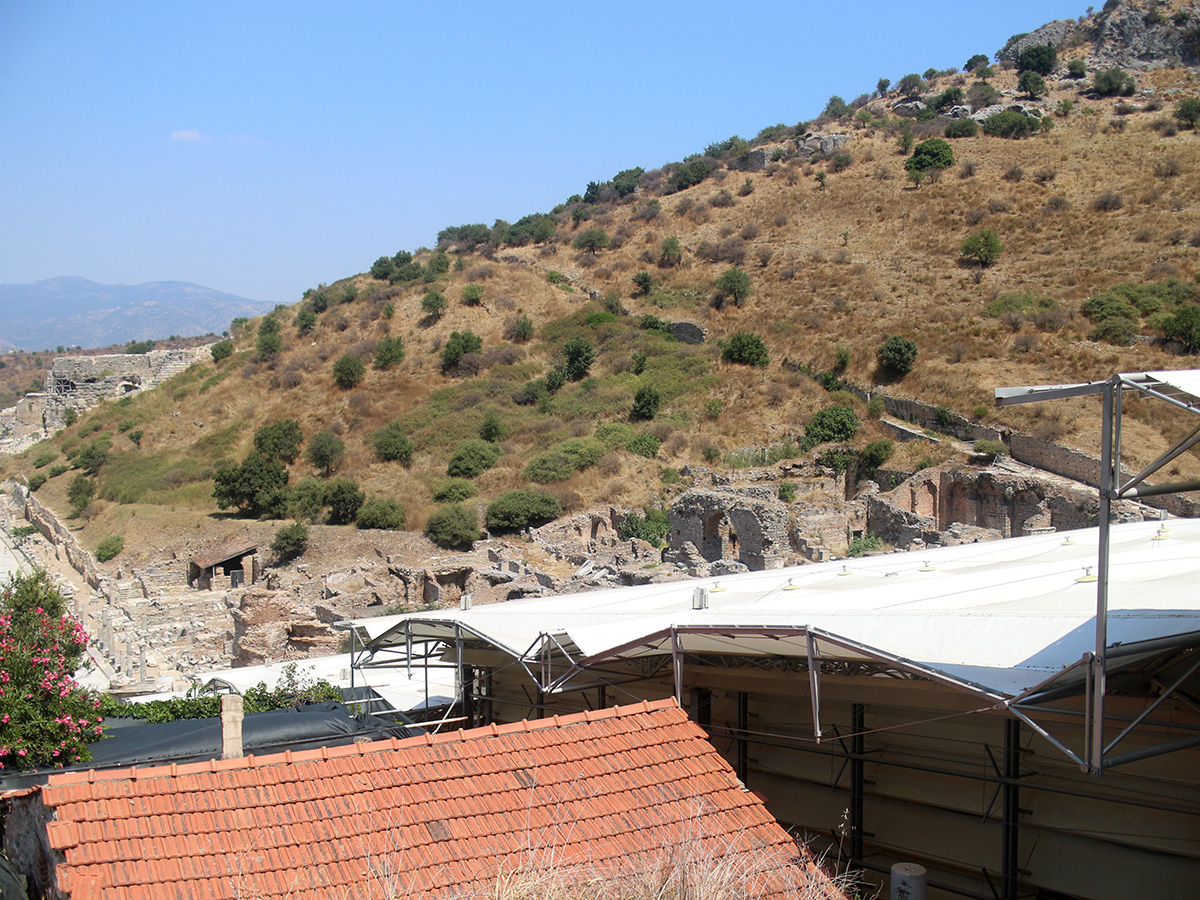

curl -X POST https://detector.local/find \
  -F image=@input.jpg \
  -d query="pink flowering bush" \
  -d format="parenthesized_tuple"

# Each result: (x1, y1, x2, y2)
(0, 571, 102, 771)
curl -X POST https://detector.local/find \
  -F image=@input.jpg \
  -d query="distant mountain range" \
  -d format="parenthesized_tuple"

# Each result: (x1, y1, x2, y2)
(0, 277, 274, 351)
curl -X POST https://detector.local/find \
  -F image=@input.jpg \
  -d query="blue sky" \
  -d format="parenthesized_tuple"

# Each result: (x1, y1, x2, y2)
(0, 1, 1086, 306)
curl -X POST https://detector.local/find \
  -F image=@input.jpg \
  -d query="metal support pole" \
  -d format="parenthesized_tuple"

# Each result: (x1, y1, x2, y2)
(672, 626, 683, 704)
(736, 691, 749, 785)
(850, 703, 865, 866)
(597, 684, 607, 709)
(1093, 380, 1115, 774)
(1002, 719, 1021, 900)
(349, 628, 356, 689)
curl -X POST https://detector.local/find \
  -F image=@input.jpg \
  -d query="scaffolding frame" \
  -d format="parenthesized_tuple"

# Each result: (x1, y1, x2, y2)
(995, 371, 1200, 774)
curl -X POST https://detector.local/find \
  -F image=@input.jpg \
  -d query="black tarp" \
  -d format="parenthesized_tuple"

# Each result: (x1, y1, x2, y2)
(0, 702, 423, 793)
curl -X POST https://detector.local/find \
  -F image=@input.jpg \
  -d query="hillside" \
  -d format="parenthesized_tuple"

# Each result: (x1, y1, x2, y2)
(4, 0, 1200, 571)
(0, 277, 272, 352)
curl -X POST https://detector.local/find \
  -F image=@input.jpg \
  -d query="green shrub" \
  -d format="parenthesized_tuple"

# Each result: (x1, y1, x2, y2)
(1067, 59, 1087, 78)
(667, 158, 714, 192)
(1094, 67, 1135, 97)
(596, 422, 637, 448)
(627, 433, 662, 458)
(704, 399, 724, 420)
(876, 336, 919, 376)
(461, 283, 484, 306)
(984, 291, 1058, 319)
(860, 439, 895, 470)
(432, 478, 478, 503)
(271, 522, 309, 561)
(486, 488, 563, 531)
(425, 504, 481, 549)
(1164, 305, 1200, 352)
(256, 317, 283, 360)
(26, 473, 47, 492)
(479, 412, 505, 443)
(211, 340, 234, 363)
(332, 354, 366, 390)
(562, 337, 595, 380)
(778, 482, 797, 502)
(448, 439, 502, 478)
(441, 330, 482, 373)
(617, 508, 670, 546)
(75, 440, 109, 476)
(11, 525, 37, 540)
(847, 532, 883, 557)
(867, 396, 886, 419)
(1017, 43, 1056, 75)
(286, 478, 327, 523)
(960, 229, 1003, 267)
(47, 464, 69, 479)
(356, 497, 406, 530)
(369, 421, 412, 464)
(96, 535, 124, 562)
(294, 307, 317, 336)
(981, 110, 1038, 138)
(722, 332, 769, 367)
(254, 419, 304, 464)
(32, 449, 57, 468)
(805, 405, 860, 449)
(324, 478, 365, 525)
(703, 445, 721, 463)
(509, 315, 535, 343)
(631, 384, 662, 421)
(522, 452, 575, 483)
(373, 335, 406, 369)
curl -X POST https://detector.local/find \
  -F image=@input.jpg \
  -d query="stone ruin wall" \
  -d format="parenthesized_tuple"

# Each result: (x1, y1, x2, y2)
(0, 346, 210, 454)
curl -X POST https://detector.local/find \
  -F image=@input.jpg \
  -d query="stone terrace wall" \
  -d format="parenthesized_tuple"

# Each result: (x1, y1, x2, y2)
(1009, 434, 1200, 518)
(16, 484, 107, 591)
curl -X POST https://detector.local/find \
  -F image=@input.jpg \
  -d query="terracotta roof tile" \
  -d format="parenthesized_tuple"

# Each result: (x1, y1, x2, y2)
(28, 698, 844, 900)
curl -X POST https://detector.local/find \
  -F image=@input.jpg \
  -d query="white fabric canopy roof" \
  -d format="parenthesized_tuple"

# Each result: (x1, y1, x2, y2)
(352, 519, 1200, 701)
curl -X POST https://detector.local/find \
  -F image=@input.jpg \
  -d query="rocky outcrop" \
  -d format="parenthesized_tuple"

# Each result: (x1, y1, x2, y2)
(795, 133, 853, 160)
(997, 20, 1079, 61)
(1091, 3, 1200, 68)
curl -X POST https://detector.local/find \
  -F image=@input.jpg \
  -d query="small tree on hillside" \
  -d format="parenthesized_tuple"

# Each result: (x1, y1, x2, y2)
(562, 337, 595, 380)
(1017, 44, 1057, 75)
(421, 290, 447, 320)
(960, 229, 1004, 267)
(306, 429, 345, 476)
(904, 138, 955, 180)
(332, 354, 366, 390)
(713, 267, 752, 308)
(324, 478, 364, 525)
(1018, 70, 1047, 98)
(441, 330, 483, 373)
(373, 335, 405, 369)
(658, 237, 683, 268)
(573, 229, 609, 254)
(630, 384, 662, 421)
(897, 73, 925, 97)
(461, 283, 484, 306)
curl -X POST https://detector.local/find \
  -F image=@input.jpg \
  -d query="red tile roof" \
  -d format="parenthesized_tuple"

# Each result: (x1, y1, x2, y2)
(32, 699, 844, 900)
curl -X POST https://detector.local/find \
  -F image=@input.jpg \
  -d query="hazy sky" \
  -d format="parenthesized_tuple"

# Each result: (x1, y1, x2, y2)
(1, 1, 1086, 305)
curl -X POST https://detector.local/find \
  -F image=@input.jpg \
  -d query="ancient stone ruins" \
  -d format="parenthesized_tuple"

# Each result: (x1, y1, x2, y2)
(0, 347, 209, 454)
